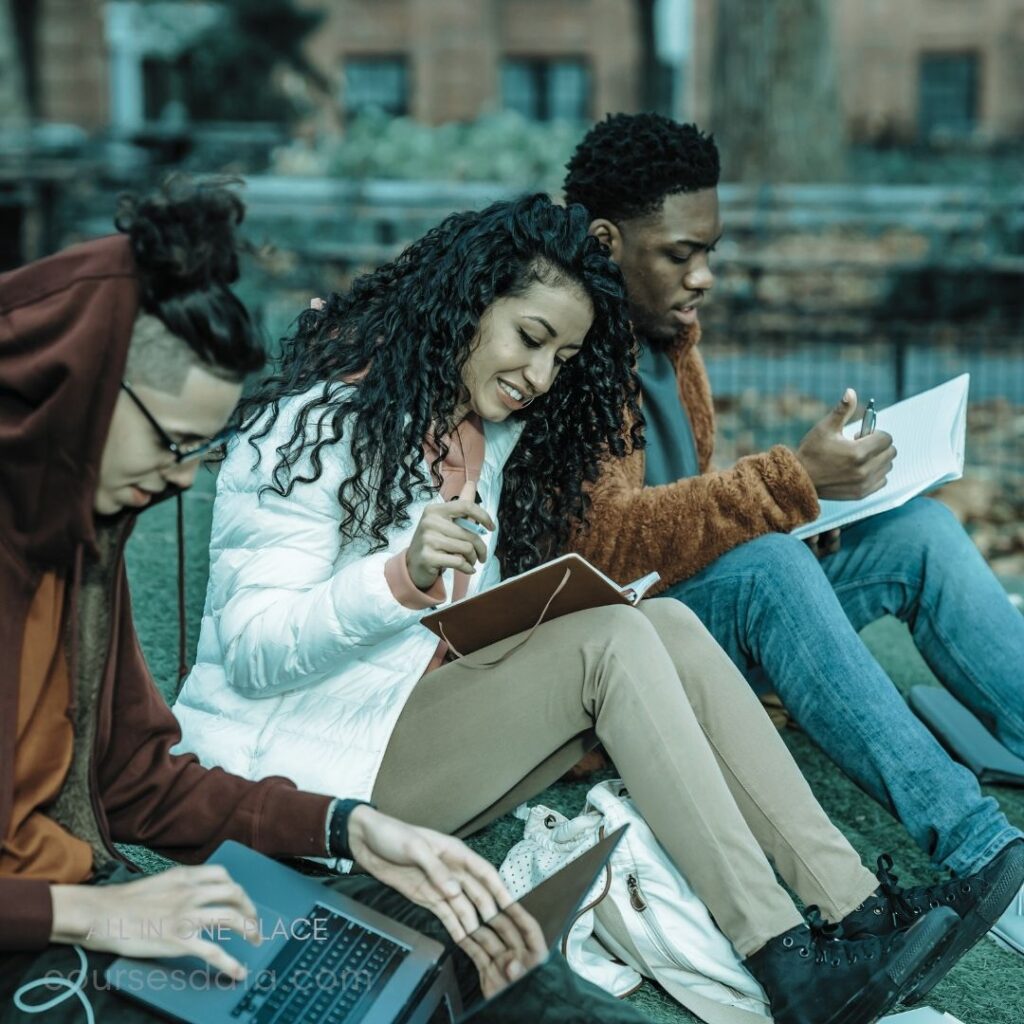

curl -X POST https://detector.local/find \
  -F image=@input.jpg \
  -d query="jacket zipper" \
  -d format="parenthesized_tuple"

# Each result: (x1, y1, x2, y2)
(88, 522, 134, 867)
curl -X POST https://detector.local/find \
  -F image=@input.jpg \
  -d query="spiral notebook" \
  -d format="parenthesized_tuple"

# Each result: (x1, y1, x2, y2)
(420, 553, 660, 657)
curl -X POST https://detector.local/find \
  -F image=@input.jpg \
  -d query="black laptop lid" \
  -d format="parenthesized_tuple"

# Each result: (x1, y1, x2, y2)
(451, 826, 626, 1020)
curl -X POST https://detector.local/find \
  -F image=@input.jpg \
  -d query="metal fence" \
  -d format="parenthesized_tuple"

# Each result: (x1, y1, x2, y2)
(229, 178, 1024, 566)
(59, 174, 1024, 563)
(680, 187, 1024, 562)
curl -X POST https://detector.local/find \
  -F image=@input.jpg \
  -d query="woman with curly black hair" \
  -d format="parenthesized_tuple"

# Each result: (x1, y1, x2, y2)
(240, 194, 641, 578)
(174, 194, 962, 1024)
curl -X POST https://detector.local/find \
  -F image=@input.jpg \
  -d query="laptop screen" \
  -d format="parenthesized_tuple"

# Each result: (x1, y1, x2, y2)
(452, 826, 625, 1017)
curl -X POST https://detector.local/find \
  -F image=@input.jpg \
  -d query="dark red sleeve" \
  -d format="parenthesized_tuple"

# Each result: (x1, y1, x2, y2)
(97, 573, 333, 864)
(0, 878, 53, 952)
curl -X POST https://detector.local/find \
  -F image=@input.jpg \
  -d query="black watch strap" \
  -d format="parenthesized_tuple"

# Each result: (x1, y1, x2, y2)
(328, 799, 375, 861)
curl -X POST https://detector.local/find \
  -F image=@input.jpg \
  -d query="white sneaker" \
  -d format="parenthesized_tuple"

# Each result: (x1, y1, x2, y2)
(990, 883, 1024, 955)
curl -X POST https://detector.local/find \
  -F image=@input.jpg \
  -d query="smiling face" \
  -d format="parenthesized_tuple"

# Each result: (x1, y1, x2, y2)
(591, 188, 722, 344)
(458, 278, 594, 423)
(94, 366, 242, 515)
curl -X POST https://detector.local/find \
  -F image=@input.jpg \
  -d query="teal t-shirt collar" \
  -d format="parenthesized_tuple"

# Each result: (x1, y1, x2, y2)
(636, 342, 700, 487)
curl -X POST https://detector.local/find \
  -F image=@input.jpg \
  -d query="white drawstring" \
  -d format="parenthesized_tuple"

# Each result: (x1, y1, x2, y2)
(13, 945, 95, 1024)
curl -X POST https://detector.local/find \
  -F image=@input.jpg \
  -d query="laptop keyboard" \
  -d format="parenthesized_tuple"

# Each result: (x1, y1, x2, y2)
(230, 903, 408, 1024)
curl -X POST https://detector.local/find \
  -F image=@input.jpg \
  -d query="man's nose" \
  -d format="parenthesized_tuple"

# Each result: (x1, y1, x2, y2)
(684, 255, 714, 292)
(161, 460, 200, 490)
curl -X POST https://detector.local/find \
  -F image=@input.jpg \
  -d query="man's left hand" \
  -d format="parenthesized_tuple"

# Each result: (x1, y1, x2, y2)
(346, 805, 513, 945)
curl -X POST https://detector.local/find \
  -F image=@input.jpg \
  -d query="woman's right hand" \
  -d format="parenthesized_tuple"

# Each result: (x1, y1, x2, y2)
(406, 480, 495, 590)
(50, 866, 260, 980)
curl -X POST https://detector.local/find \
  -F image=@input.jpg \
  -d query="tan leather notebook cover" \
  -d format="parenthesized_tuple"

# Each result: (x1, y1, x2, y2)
(420, 553, 659, 656)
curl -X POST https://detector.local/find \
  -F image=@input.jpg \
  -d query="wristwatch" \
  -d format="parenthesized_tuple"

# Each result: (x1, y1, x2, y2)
(327, 798, 376, 860)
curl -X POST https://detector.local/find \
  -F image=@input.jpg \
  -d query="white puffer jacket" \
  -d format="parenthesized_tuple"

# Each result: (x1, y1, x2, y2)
(173, 387, 524, 807)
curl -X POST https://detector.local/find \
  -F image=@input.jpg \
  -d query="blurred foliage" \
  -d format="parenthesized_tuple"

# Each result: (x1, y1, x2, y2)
(182, 0, 326, 122)
(269, 112, 1024, 190)
(848, 144, 1024, 188)
(272, 111, 586, 190)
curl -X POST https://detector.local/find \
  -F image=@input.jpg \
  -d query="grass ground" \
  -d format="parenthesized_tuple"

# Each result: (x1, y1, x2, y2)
(126, 471, 1024, 1022)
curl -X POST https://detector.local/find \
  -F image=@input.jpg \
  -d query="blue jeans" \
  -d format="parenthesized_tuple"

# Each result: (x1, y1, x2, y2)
(663, 497, 1024, 877)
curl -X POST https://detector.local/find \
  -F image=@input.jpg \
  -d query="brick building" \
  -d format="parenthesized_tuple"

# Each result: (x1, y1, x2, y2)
(11, 0, 107, 129)
(831, 0, 1024, 143)
(11, 0, 1024, 144)
(310, 0, 642, 126)
(315, 0, 1024, 142)
(688, 0, 1024, 143)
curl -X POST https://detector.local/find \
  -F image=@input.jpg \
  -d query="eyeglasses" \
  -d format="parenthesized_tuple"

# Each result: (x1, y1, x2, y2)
(120, 379, 235, 464)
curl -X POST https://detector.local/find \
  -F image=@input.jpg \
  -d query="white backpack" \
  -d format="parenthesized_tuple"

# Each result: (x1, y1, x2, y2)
(499, 779, 771, 1024)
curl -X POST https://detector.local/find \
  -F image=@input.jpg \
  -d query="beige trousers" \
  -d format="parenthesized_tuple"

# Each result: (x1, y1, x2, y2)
(371, 599, 877, 956)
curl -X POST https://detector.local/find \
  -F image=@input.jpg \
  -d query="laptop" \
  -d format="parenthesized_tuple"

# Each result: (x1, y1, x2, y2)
(106, 827, 626, 1024)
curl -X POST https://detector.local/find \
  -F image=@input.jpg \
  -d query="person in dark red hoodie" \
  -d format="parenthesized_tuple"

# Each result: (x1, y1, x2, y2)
(0, 180, 635, 1024)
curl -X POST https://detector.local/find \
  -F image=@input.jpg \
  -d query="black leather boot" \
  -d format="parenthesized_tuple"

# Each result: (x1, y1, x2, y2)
(840, 838, 1024, 1005)
(743, 904, 958, 1024)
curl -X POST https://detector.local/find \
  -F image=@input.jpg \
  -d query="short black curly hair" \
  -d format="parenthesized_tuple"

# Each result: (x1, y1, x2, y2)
(564, 113, 720, 223)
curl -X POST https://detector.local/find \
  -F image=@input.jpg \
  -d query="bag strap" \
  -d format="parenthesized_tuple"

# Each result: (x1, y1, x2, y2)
(439, 567, 572, 670)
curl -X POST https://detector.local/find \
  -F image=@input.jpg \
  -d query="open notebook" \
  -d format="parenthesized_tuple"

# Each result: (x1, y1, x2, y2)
(793, 374, 969, 541)
(420, 553, 660, 656)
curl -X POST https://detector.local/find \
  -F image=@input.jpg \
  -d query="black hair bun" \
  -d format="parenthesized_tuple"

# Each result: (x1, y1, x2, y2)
(115, 175, 247, 299)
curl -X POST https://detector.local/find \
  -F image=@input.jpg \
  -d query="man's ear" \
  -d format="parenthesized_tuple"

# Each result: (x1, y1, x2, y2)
(588, 219, 623, 262)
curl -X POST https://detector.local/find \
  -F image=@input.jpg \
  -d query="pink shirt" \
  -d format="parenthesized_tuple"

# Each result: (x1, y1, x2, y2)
(383, 414, 485, 673)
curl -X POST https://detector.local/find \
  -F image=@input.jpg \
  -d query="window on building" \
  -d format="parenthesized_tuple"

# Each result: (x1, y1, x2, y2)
(343, 57, 409, 118)
(918, 53, 979, 140)
(500, 58, 590, 121)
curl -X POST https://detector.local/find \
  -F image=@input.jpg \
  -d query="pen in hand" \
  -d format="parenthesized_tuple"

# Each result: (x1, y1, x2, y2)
(454, 516, 488, 537)
(859, 398, 876, 438)
(451, 490, 489, 537)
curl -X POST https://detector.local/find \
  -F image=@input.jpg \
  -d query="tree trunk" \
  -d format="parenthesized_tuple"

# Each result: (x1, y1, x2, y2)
(0, 0, 30, 130)
(637, 0, 675, 115)
(711, 0, 846, 182)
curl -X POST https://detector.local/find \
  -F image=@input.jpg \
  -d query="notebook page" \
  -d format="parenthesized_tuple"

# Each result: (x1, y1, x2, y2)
(793, 374, 969, 540)
(849, 376, 965, 500)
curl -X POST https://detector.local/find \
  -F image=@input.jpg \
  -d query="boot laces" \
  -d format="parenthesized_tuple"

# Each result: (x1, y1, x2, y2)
(875, 852, 920, 924)
(877, 852, 976, 919)
(804, 906, 886, 967)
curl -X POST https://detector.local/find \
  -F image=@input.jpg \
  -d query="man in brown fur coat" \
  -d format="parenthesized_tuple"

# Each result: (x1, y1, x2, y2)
(565, 114, 1024, 951)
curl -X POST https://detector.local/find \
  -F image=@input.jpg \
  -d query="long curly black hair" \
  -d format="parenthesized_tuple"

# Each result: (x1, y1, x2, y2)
(240, 193, 642, 577)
